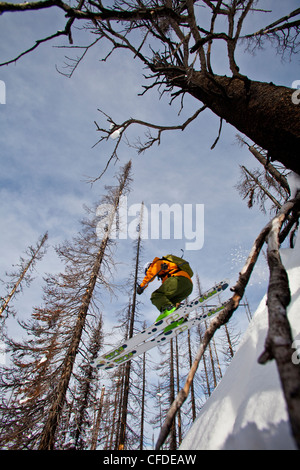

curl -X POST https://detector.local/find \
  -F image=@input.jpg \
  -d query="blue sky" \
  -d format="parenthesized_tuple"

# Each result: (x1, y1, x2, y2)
(0, 0, 299, 337)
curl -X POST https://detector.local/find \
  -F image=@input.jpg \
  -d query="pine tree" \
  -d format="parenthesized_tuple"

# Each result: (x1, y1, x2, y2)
(38, 161, 132, 450)
(0, 162, 132, 450)
(235, 141, 290, 214)
(139, 350, 147, 450)
(116, 202, 145, 450)
(69, 316, 104, 449)
(90, 384, 105, 450)
(0, 232, 48, 319)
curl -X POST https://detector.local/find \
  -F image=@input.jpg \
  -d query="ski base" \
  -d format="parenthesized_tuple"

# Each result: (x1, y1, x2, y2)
(95, 300, 230, 370)
(92, 278, 229, 369)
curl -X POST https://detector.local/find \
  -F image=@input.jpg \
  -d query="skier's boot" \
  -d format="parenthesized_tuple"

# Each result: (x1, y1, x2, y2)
(163, 316, 188, 334)
(155, 304, 176, 323)
(162, 303, 188, 333)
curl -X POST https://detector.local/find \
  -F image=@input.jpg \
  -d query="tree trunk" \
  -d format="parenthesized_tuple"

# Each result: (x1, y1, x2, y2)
(38, 162, 131, 450)
(139, 352, 146, 450)
(169, 339, 176, 450)
(90, 385, 105, 451)
(38, 239, 106, 450)
(118, 202, 144, 450)
(167, 69, 300, 174)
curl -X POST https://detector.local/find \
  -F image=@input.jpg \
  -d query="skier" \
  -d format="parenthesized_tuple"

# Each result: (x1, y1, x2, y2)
(136, 255, 193, 322)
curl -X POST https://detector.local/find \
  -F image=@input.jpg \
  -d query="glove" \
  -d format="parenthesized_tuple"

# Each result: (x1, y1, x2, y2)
(136, 285, 144, 295)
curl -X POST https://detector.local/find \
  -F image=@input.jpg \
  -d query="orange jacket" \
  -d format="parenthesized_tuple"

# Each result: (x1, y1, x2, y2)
(140, 257, 192, 289)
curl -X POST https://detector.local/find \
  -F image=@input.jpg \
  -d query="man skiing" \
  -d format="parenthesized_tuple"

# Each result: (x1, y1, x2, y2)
(136, 255, 193, 322)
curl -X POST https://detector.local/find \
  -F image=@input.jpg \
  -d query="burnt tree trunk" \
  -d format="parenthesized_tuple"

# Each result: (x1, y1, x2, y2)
(163, 69, 300, 174)
(38, 162, 131, 450)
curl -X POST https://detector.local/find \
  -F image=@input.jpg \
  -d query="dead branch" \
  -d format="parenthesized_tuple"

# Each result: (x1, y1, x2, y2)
(90, 105, 207, 182)
(0, 1, 184, 22)
(242, 7, 300, 58)
(243, 7, 300, 38)
(0, 0, 87, 66)
(248, 146, 291, 197)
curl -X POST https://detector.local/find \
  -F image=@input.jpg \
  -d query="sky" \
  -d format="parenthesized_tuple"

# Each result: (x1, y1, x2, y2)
(0, 0, 299, 346)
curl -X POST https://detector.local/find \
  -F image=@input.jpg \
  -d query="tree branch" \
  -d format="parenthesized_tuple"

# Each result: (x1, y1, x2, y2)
(0, 0, 185, 22)
(90, 105, 207, 182)
(0, 0, 87, 66)
(244, 7, 300, 38)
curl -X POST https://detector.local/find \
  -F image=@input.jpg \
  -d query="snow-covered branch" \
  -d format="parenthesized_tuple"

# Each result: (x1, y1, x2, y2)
(90, 106, 207, 182)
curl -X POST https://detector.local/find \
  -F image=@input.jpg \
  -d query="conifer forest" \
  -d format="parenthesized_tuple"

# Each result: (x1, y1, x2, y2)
(0, 0, 300, 451)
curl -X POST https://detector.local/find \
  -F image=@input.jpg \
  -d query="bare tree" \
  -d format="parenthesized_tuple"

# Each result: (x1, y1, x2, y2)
(90, 384, 105, 450)
(237, 165, 283, 213)
(235, 138, 291, 214)
(116, 202, 145, 450)
(70, 316, 104, 450)
(0, 232, 48, 318)
(38, 161, 132, 449)
(0, 162, 132, 450)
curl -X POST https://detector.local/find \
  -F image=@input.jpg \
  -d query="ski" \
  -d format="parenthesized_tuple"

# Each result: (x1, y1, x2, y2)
(95, 300, 230, 370)
(92, 279, 229, 368)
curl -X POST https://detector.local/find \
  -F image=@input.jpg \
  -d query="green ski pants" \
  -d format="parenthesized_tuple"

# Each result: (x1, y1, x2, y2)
(150, 276, 193, 312)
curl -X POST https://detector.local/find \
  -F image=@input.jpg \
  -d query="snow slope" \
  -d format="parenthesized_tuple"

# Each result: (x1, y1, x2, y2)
(180, 233, 300, 451)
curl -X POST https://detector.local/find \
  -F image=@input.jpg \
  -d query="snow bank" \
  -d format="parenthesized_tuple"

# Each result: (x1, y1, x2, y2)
(287, 171, 300, 198)
(180, 234, 300, 450)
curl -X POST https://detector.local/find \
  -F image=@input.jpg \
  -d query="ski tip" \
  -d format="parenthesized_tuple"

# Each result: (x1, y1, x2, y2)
(219, 279, 230, 291)
(148, 327, 158, 335)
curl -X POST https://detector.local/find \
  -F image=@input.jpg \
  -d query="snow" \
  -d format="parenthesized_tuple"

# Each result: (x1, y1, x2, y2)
(38, 355, 47, 365)
(110, 127, 124, 140)
(180, 232, 300, 450)
(19, 396, 32, 405)
(287, 171, 300, 199)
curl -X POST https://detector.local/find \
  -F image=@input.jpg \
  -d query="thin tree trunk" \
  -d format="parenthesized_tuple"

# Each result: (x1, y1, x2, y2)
(0, 232, 48, 317)
(90, 385, 105, 450)
(226, 324, 235, 359)
(139, 352, 146, 450)
(38, 162, 131, 450)
(118, 202, 144, 450)
(169, 339, 176, 450)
